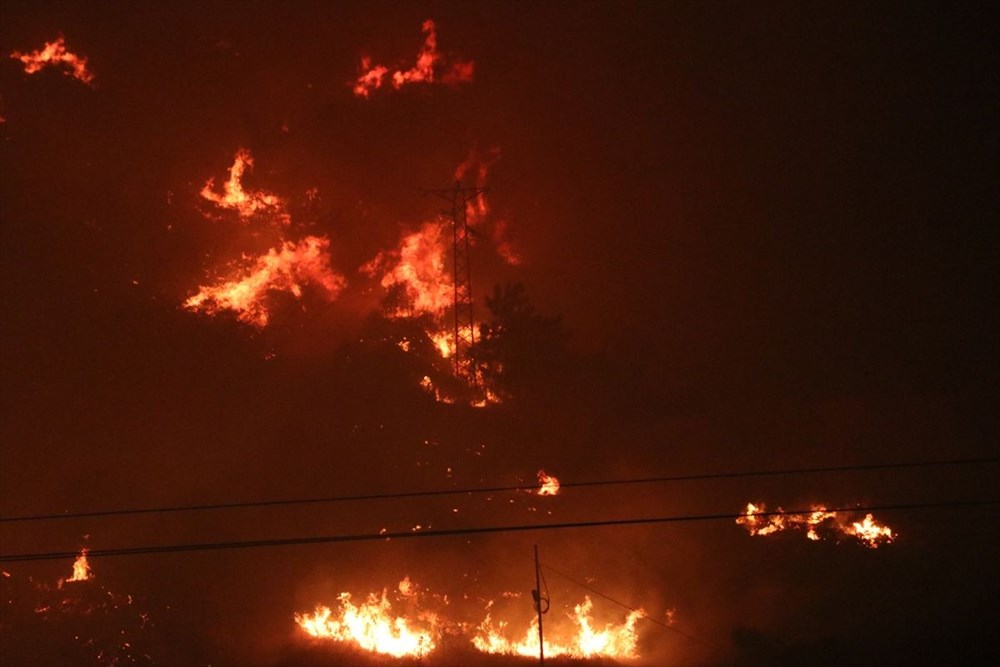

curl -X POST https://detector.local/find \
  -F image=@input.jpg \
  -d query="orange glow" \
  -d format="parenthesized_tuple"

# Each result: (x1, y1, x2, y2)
(63, 549, 92, 583)
(200, 148, 288, 224)
(844, 513, 895, 548)
(537, 470, 561, 496)
(353, 20, 473, 98)
(472, 597, 641, 659)
(492, 219, 523, 265)
(454, 145, 500, 225)
(361, 221, 452, 317)
(185, 236, 346, 327)
(10, 36, 94, 85)
(295, 580, 438, 658)
(738, 502, 895, 547)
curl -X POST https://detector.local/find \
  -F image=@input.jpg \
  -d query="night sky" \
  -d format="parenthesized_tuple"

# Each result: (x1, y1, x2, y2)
(1, 2, 997, 666)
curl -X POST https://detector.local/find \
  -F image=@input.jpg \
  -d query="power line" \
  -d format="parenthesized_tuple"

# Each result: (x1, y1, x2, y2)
(2, 499, 996, 564)
(538, 560, 714, 648)
(2, 457, 994, 524)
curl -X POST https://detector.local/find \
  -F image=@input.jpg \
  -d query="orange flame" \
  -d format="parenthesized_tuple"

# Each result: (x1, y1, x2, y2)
(10, 36, 94, 85)
(472, 597, 641, 659)
(537, 470, 561, 496)
(353, 20, 473, 98)
(200, 148, 289, 224)
(844, 513, 895, 548)
(361, 221, 453, 317)
(185, 236, 346, 327)
(738, 502, 895, 548)
(63, 549, 92, 584)
(295, 579, 438, 658)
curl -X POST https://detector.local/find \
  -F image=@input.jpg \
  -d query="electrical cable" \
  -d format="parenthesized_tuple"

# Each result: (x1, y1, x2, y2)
(2, 499, 996, 564)
(1, 456, 994, 524)
(539, 560, 714, 648)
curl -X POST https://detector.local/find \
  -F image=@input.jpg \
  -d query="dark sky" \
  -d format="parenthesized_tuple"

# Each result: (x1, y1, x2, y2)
(1, 2, 997, 666)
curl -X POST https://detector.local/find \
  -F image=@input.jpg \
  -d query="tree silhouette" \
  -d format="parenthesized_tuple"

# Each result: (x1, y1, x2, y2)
(477, 282, 571, 400)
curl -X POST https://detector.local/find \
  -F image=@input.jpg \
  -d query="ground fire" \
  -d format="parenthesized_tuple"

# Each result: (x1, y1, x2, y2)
(295, 578, 643, 661)
(472, 596, 642, 659)
(737, 502, 896, 548)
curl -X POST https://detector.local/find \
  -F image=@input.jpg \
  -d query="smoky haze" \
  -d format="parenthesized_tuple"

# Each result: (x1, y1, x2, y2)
(1, 1, 997, 666)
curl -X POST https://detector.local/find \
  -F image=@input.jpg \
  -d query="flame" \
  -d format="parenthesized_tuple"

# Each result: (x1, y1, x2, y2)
(537, 470, 561, 496)
(492, 219, 523, 265)
(185, 236, 346, 327)
(200, 148, 288, 224)
(63, 549, 92, 583)
(472, 596, 641, 659)
(295, 582, 438, 658)
(353, 20, 473, 98)
(361, 221, 453, 317)
(738, 502, 895, 548)
(10, 36, 94, 84)
(844, 513, 895, 548)
(454, 146, 500, 223)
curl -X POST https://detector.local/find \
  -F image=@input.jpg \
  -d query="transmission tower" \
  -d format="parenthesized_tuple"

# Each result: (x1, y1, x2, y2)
(423, 181, 487, 379)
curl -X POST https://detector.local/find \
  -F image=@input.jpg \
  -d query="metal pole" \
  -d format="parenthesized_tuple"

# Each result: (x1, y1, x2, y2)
(534, 544, 545, 666)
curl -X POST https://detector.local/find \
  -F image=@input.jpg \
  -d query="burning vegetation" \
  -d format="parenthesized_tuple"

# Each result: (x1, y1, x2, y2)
(353, 20, 474, 98)
(2, 550, 156, 666)
(10, 36, 94, 85)
(295, 578, 643, 661)
(737, 502, 896, 548)
(184, 148, 345, 327)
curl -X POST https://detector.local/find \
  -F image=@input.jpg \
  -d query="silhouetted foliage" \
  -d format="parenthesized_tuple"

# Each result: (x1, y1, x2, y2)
(477, 282, 572, 401)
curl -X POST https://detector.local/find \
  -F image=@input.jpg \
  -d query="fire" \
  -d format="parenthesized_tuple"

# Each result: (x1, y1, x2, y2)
(295, 580, 438, 658)
(185, 236, 346, 327)
(537, 470, 561, 496)
(62, 549, 92, 584)
(353, 20, 474, 98)
(200, 148, 289, 224)
(454, 146, 500, 223)
(430, 330, 455, 358)
(737, 502, 896, 548)
(844, 513, 895, 548)
(472, 596, 642, 659)
(10, 36, 94, 85)
(361, 221, 453, 317)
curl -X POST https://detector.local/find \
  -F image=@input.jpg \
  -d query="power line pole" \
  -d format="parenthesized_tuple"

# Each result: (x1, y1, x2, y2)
(533, 544, 549, 665)
(423, 182, 487, 379)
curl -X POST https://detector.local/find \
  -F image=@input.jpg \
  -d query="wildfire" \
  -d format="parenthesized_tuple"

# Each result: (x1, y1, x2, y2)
(361, 221, 453, 317)
(844, 513, 895, 548)
(185, 236, 346, 327)
(62, 549, 93, 584)
(472, 597, 642, 659)
(737, 502, 895, 548)
(353, 20, 474, 98)
(200, 148, 288, 224)
(537, 470, 561, 496)
(295, 579, 439, 658)
(10, 36, 94, 85)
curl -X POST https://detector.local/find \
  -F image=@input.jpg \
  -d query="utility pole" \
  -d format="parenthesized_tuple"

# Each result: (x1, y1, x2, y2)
(533, 544, 550, 666)
(422, 182, 487, 379)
